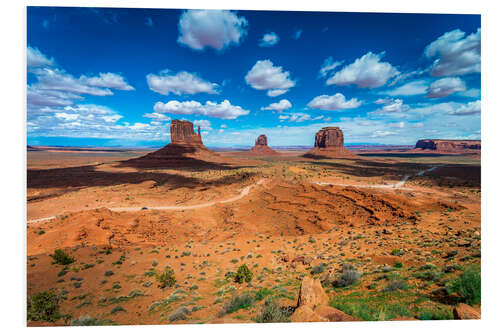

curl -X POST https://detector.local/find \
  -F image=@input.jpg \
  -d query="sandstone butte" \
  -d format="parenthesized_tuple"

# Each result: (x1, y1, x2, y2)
(415, 139, 481, 153)
(247, 134, 279, 156)
(125, 119, 220, 167)
(303, 126, 355, 158)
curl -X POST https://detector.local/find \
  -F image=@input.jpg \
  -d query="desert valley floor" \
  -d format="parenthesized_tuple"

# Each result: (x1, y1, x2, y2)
(26, 148, 481, 325)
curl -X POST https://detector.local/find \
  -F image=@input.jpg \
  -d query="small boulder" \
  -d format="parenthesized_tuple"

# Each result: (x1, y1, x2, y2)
(290, 305, 327, 323)
(297, 276, 329, 308)
(315, 305, 357, 322)
(453, 303, 480, 320)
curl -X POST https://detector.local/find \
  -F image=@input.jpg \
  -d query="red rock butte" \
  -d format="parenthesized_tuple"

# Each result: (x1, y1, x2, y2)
(304, 127, 355, 158)
(248, 134, 279, 156)
(125, 119, 220, 167)
(415, 139, 481, 153)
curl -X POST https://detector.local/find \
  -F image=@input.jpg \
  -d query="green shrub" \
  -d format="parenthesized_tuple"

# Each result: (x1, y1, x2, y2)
(71, 316, 115, 326)
(168, 306, 191, 321)
(27, 291, 61, 322)
(334, 263, 361, 287)
(394, 262, 403, 268)
(156, 268, 176, 288)
(49, 249, 75, 265)
(447, 264, 481, 305)
(221, 293, 255, 315)
(110, 305, 126, 314)
(255, 288, 273, 301)
(254, 299, 293, 323)
(311, 263, 327, 275)
(234, 264, 253, 284)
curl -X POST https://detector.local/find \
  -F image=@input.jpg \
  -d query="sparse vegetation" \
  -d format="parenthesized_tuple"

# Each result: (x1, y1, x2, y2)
(49, 249, 75, 265)
(447, 264, 481, 305)
(156, 268, 176, 289)
(27, 291, 62, 322)
(234, 264, 253, 284)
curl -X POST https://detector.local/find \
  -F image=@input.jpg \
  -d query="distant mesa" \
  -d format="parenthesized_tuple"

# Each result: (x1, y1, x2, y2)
(303, 127, 355, 158)
(247, 134, 279, 156)
(415, 139, 481, 153)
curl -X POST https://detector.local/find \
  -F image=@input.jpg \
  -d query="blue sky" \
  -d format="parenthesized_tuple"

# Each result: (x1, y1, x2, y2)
(27, 7, 481, 147)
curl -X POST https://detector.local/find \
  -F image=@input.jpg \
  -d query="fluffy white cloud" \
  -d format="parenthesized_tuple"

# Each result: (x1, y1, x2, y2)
(193, 119, 212, 131)
(307, 93, 362, 111)
(380, 80, 428, 96)
(27, 46, 54, 67)
(55, 112, 79, 121)
(259, 32, 279, 47)
(426, 77, 466, 98)
(450, 100, 481, 116)
(260, 99, 292, 112)
(177, 10, 248, 51)
(80, 72, 134, 91)
(424, 28, 481, 77)
(143, 112, 171, 121)
(245, 60, 296, 97)
(318, 57, 342, 78)
(32, 68, 113, 96)
(153, 100, 249, 119)
(146, 70, 218, 95)
(326, 52, 399, 88)
(371, 98, 409, 115)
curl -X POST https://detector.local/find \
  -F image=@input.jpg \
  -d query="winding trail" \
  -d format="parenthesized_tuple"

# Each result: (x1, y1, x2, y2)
(314, 165, 443, 189)
(27, 178, 266, 224)
(27, 165, 444, 224)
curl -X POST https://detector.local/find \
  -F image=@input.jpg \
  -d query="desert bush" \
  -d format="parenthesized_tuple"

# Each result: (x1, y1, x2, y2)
(334, 263, 361, 287)
(156, 268, 176, 288)
(447, 264, 481, 305)
(254, 299, 293, 323)
(70, 316, 114, 326)
(255, 287, 273, 301)
(168, 306, 191, 321)
(311, 263, 327, 275)
(234, 264, 253, 284)
(383, 279, 408, 292)
(220, 293, 255, 315)
(50, 249, 75, 265)
(110, 305, 126, 314)
(27, 291, 62, 322)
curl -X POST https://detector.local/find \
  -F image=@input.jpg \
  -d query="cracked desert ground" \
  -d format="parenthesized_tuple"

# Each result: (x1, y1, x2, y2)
(26, 149, 481, 325)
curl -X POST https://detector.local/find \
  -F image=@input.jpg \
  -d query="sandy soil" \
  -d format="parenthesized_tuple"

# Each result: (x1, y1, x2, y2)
(26, 149, 481, 326)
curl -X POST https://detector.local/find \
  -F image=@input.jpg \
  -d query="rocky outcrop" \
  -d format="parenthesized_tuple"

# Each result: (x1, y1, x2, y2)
(125, 119, 218, 167)
(304, 127, 355, 158)
(248, 134, 279, 156)
(170, 120, 203, 146)
(290, 276, 357, 323)
(415, 139, 481, 152)
(453, 303, 481, 320)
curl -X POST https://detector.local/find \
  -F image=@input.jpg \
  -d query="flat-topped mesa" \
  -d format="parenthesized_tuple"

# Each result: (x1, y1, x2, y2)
(415, 139, 481, 152)
(248, 134, 279, 156)
(170, 119, 203, 146)
(304, 127, 354, 158)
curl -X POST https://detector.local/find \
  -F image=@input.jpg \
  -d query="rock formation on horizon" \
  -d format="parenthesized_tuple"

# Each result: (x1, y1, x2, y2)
(248, 134, 279, 156)
(415, 139, 481, 153)
(304, 127, 354, 158)
(125, 119, 217, 167)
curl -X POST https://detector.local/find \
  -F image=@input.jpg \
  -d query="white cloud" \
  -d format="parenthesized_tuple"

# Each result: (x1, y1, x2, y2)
(259, 32, 279, 47)
(193, 119, 212, 131)
(380, 80, 428, 96)
(459, 88, 481, 98)
(370, 98, 409, 115)
(146, 70, 218, 95)
(220, 124, 227, 128)
(424, 28, 481, 77)
(450, 100, 481, 116)
(260, 99, 292, 112)
(153, 100, 249, 119)
(177, 10, 248, 51)
(143, 112, 171, 121)
(307, 93, 362, 111)
(27, 46, 54, 67)
(326, 52, 399, 88)
(81, 72, 134, 91)
(318, 57, 342, 78)
(426, 77, 466, 98)
(245, 60, 296, 97)
(278, 112, 320, 123)
(55, 112, 79, 121)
